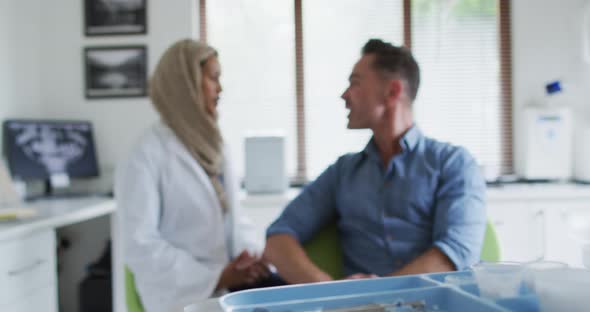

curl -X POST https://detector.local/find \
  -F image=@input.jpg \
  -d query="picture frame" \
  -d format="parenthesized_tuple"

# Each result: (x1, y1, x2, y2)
(84, 46, 148, 99)
(84, 0, 147, 36)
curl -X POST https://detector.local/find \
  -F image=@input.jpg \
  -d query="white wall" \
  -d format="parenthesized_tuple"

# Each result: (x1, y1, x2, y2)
(37, 1, 198, 174)
(0, 2, 199, 312)
(0, 1, 44, 155)
(512, 0, 590, 175)
(513, 0, 590, 111)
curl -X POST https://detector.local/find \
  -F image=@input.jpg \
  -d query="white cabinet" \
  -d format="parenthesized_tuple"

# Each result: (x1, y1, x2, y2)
(487, 185, 590, 267)
(241, 191, 294, 230)
(0, 230, 57, 312)
(246, 205, 284, 230)
(542, 201, 590, 267)
(0, 199, 115, 312)
(1, 286, 57, 312)
(487, 201, 545, 262)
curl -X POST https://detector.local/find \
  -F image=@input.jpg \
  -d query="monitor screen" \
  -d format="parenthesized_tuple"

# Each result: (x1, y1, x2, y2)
(2, 119, 99, 181)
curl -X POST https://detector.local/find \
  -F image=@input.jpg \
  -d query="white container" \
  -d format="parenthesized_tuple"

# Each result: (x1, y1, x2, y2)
(515, 106, 572, 180)
(244, 134, 287, 194)
(472, 261, 524, 299)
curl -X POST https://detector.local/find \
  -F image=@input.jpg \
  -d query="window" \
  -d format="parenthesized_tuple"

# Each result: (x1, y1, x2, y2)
(207, 0, 297, 179)
(303, 0, 403, 177)
(204, 0, 512, 182)
(411, 0, 509, 179)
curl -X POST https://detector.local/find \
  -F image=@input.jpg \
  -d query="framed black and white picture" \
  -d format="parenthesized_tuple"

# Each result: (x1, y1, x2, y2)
(84, 46, 148, 99)
(84, 0, 147, 36)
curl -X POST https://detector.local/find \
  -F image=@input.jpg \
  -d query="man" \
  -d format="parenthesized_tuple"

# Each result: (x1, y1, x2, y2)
(264, 39, 486, 284)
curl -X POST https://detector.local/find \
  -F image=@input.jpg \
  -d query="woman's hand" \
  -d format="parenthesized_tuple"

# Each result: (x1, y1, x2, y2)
(216, 250, 271, 290)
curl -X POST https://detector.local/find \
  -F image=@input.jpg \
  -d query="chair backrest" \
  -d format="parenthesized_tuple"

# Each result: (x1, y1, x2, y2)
(302, 223, 344, 279)
(302, 221, 502, 277)
(125, 266, 145, 312)
(480, 221, 501, 262)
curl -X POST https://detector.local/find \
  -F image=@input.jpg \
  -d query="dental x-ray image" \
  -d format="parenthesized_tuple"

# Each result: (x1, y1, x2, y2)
(2, 120, 99, 181)
(85, 0, 147, 36)
(84, 46, 147, 99)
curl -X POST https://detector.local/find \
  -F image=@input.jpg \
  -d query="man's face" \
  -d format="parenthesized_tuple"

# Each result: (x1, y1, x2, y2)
(341, 54, 387, 129)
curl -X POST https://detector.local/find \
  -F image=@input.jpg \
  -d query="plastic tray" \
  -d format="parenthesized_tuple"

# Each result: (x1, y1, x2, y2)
(220, 271, 540, 311)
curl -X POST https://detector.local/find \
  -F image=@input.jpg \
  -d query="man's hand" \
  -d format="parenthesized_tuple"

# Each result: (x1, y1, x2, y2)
(389, 247, 455, 276)
(216, 250, 271, 290)
(264, 234, 333, 284)
(344, 273, 378, 280)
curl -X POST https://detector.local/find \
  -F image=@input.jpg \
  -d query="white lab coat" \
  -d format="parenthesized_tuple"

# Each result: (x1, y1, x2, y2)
(116, 122, 263, 312)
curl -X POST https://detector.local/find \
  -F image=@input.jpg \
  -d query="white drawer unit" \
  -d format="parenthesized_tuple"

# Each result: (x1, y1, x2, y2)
(0, 230, 57, 310)
(0, 286, 57, 312)
(0, 198, 115, 312)
(487, 184, 590, 267)
(542, 201, 590, 267)
(487, 201, 546, 262)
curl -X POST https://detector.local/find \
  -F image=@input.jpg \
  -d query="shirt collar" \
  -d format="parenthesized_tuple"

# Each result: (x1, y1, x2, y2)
(401, 125, 422, 152)
(362, 125, 422, 160)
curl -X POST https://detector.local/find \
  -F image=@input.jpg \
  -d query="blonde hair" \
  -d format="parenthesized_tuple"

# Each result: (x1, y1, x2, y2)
(149, 39, 227, 212)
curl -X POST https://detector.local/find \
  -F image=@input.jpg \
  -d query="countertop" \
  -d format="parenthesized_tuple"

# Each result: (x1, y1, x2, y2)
(241, 182, 590, 207)
(0, 196, 116, 242)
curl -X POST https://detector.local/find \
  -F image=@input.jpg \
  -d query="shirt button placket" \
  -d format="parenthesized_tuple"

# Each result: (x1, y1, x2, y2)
(381, 177, 393, 244)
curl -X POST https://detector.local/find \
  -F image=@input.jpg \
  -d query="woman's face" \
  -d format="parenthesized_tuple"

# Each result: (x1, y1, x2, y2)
(201, 56, 222, 116)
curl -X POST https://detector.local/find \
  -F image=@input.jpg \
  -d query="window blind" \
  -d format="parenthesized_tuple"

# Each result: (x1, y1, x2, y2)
(207, 0, 297, 179)
(302, 0, 404, 179)
(202, 0, 513, 182)
(411, 0, 508, 178)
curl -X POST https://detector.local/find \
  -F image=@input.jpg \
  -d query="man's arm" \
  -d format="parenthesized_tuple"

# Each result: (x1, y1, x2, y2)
(264, 161, 341, 284)
(388, 247, 455, 276)
(430, 147, 487, 271)
(387, 147, 486, 277)
(264, 234, 333, 284)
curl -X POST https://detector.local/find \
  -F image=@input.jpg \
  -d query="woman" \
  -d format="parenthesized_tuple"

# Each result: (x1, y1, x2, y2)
(116, 39, 269, 312)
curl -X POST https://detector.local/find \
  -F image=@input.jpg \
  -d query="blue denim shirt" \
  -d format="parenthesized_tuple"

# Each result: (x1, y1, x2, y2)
(267, 126, 486, 276)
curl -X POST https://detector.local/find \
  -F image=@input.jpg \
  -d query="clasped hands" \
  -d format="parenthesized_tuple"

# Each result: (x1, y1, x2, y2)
(217, 250, 271, 290)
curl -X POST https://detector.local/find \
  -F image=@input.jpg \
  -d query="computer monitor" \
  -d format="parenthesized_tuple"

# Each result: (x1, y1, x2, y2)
(2, 119, 100, 196)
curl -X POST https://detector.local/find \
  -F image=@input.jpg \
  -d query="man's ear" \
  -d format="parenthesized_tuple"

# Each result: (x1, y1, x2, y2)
(385, 79, 404, 105)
